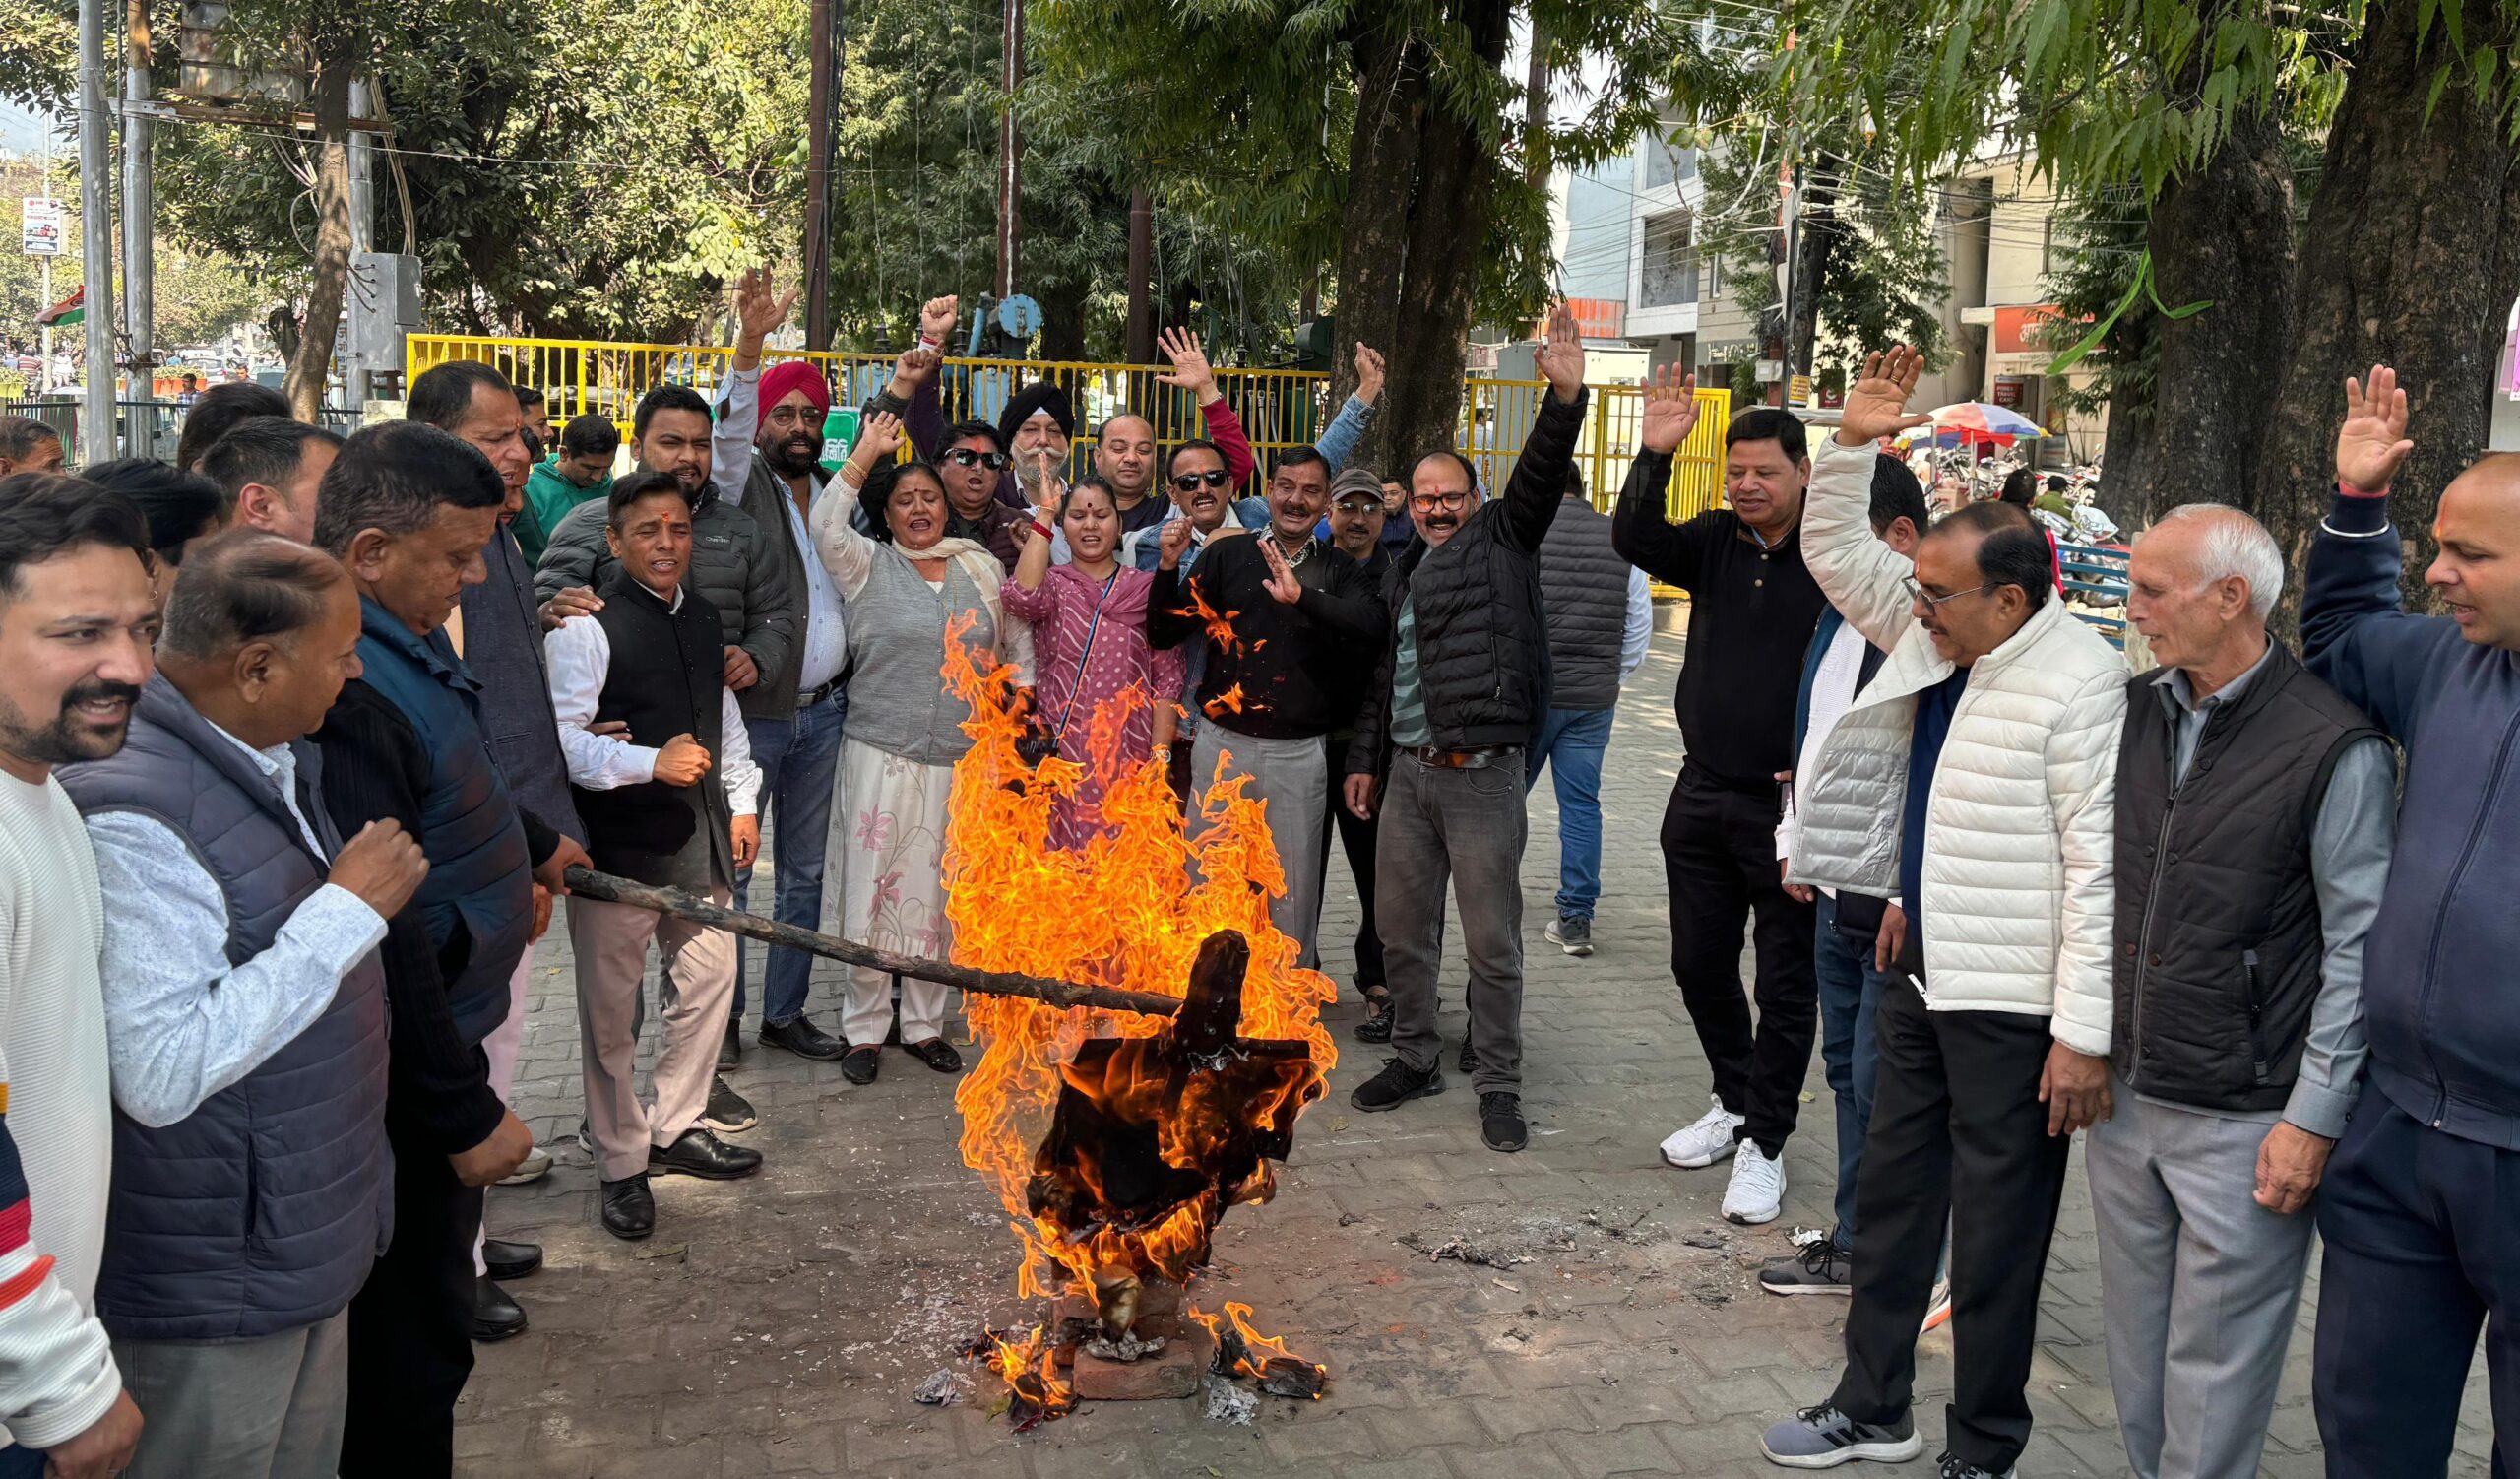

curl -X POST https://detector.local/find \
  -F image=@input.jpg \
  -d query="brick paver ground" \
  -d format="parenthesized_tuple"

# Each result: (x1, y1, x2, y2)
(459, 625, 2494, 1476)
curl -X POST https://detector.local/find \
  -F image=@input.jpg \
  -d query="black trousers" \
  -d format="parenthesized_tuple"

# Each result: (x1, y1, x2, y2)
(1660, 765, 1817, 1154)
(1832, 979, 2072, 1474)
(343, 1108, 485, 1477)
(1314, 790, 1387, 990)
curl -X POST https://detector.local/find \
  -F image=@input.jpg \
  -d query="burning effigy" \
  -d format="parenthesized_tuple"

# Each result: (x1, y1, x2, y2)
(936, 617, 1335, 1424)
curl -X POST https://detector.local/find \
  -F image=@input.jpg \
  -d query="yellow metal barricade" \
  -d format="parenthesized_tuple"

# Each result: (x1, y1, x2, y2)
(405, 336, 1728, 519)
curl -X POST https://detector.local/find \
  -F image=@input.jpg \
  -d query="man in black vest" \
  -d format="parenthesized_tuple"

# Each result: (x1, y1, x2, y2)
(2092, 502, 2395, 1479)
(1342, 303, 1591, 1156)
(1529, 464, 1652, 960)
(544, 474, 766, 1242)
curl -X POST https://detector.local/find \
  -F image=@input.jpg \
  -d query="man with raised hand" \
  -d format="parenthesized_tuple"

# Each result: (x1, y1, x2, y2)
(1341, 303, 1591, 1157)
(2301, 365, 2520, 1476)
(2084, 500, 2392, 1479)
(1756, 346, 2122, 1479)
(706, 268, 852, 1070)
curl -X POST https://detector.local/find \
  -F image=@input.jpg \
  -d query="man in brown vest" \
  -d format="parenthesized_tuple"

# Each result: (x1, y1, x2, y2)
(2090, 502, 2396, 1479)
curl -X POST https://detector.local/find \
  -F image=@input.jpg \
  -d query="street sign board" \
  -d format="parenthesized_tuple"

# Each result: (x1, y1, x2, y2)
(20, 198, 62, 257)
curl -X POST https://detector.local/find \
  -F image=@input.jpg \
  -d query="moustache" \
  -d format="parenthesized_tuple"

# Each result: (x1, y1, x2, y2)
(63, 678, 143, 716)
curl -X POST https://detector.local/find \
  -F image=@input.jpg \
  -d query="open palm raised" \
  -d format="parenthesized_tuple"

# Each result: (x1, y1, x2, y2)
(1639, 365, 1700, 454)
(1836, 346, 1935, 446)
(2336, 364, 2414, 495)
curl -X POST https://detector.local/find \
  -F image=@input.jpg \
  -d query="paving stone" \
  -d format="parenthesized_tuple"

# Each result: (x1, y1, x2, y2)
(450, 632, 2491, 1475)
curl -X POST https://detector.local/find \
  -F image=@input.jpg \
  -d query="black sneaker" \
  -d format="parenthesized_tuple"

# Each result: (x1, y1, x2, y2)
(702, 1075, 757, 1134)
(1758, 1231, 1853, 1296)
(1479, 1092, 1527, 1153)
(1350, 1058, 1443, 1112)
(1759, 1402, 1923, 1468)
(1353, 991, 1393, 1044)
(1935, 1455, 2016, 1479)
(1457, 1038, 1479, 1076)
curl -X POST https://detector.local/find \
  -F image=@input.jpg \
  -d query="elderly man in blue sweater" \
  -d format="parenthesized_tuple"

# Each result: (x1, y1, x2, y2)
(2300, 363, 2520, 1475)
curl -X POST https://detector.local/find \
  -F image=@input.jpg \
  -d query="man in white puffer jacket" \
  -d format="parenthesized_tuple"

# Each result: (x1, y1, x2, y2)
(1759, 348, 2123, 1479)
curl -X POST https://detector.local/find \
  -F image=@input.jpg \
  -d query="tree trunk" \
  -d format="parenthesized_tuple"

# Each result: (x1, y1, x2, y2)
(2129, 46, 2295, 531)
(1330, 17, 1427, 474)
(1385, 0, 1510, 480)
(2093, 372, 2158, 532)
(2253, 0, 2520, 622)
(284, 25, 356, 421)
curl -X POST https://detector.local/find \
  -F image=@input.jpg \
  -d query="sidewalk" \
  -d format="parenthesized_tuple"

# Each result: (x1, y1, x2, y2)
(458, 631, 2493, 1477)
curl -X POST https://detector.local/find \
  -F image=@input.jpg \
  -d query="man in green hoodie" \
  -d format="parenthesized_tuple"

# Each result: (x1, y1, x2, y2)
(519, 414, 620, 565)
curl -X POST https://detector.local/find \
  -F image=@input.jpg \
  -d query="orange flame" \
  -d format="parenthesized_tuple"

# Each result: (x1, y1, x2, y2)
(1188, 1301, 1328, 1397)
(989, 1327, 1073, 1429)
(937, 613, 1337, 1307)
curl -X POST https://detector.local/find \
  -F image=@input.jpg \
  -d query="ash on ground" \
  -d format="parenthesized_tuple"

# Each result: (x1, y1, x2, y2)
(1398, 1205, 1666, 1269)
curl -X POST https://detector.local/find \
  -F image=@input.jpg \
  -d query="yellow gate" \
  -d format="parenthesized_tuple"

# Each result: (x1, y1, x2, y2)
(405, 334, 1729, 520)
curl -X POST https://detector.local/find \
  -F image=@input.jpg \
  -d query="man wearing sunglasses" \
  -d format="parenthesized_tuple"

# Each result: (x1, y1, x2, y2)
(1759, 346, 2123, 1479)
(930, 424, 1027, 572)
(1342, 304, 1591, 1157)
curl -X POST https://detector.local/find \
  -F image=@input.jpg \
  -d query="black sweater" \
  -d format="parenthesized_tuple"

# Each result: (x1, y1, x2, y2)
(313, 679, 554, 1156)
(1610, 451, 1826, 791)
(1147, 534, 1387, 739)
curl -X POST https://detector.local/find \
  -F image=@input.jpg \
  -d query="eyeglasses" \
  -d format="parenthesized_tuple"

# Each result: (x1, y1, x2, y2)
(1172, 469, 1234, 491)
(1900, 576, 1995, 608)
(945, 448, 1010, 471)
(1408, 490, 1472, 514)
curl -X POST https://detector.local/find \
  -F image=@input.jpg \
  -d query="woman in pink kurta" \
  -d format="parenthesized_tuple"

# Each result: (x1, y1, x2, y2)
(1003, 473, 1187, 849)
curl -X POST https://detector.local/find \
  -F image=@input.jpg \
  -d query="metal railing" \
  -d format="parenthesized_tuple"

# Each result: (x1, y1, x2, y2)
(0, 396, 364, 468)
(405, 334, 1731, 522)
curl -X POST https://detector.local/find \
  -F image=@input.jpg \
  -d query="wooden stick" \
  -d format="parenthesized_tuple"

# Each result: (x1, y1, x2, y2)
(562, 866, 1184, 1020)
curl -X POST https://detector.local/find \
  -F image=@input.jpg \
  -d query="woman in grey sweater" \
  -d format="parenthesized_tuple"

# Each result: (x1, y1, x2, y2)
(814, 414, 1032, 1084)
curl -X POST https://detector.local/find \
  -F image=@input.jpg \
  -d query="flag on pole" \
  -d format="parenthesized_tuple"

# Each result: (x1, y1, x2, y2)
(36, 286, 83, 327)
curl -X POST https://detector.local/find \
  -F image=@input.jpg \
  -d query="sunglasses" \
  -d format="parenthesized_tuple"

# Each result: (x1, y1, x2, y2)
(945, 448, 1010, 471)
(1171, 469, 1234, 491)
(1408, 490, 1472, 514)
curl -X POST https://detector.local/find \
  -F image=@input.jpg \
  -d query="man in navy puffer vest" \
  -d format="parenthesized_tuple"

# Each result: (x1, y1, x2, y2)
(62, 532, 427, 1477)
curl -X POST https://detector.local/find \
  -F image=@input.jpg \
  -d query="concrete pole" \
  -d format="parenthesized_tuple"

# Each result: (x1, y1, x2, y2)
(343, 78, 374, 404)
(995, 0, 1022, 300)
(121, 0, 153, 382)
(79, 0, 115, 458)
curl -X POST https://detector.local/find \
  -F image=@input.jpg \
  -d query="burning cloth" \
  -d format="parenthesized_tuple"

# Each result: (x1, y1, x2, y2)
(1026, 932, 1321, 1284)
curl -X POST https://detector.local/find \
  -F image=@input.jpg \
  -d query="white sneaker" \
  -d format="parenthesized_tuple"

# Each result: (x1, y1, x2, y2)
(1724, 1138, 1786, 1224)
(496, 1146, 553, 1187)
(1659, 1094, 1747, 1169)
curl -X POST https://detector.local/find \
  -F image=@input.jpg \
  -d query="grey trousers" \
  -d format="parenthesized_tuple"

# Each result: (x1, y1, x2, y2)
(1191, 725, 1328, 969)
(114, 1309, 350, 1479)
(2086, 1089, 2317, 1479)
(570, 889, 738, 1183)
(1377, 750, 1529, 1093)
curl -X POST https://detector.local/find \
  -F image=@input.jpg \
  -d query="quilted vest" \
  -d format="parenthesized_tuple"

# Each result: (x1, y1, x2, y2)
(2111, 641, 2380, 1110)
(1537, 497, 1631, 711)
(59, 675, 390, 1341)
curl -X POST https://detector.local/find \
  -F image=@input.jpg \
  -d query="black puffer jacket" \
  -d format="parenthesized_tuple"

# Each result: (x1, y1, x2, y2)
(535, 482, 802, 720)
(1345, 388, 1589, 776)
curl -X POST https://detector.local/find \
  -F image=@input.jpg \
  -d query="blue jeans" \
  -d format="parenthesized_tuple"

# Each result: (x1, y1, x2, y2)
(1523, 706, 1614, 920)
(1815, 891, 1889, 1252)
(730, 685, 848, 1027)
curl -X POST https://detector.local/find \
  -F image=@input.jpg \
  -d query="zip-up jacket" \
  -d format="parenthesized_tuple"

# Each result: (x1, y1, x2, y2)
(2303, 483, 2520, 1147)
